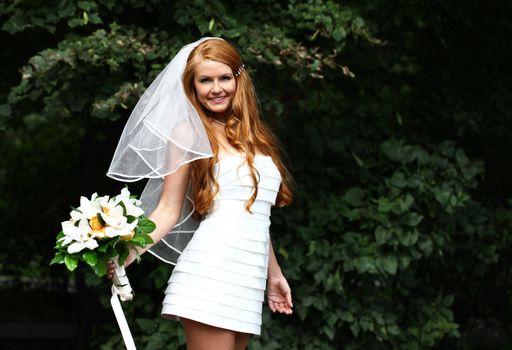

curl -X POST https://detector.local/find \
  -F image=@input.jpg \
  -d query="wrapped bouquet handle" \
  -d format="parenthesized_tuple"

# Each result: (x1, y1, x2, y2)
(112, 256, 134, 301)
(110, 256, 136, 350)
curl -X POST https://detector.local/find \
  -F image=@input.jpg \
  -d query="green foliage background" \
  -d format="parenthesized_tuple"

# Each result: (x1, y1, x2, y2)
(1, 1, 512, 349)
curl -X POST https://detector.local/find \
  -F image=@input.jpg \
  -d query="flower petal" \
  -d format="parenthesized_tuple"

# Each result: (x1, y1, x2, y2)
(105, 227, 120, 238)
(67, 242, 85, 254)
(84, 239, 99, 250)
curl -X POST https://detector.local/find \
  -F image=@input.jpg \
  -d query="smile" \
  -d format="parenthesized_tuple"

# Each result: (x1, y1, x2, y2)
(210, 96, 226, 104)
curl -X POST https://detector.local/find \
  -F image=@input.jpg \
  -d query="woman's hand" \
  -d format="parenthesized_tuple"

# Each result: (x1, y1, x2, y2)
(106, 251, 137, 280)
(267, 273, 293, 314)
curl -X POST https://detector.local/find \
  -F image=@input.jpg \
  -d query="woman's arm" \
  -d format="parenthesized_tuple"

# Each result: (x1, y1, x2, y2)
(109, 163, 191, 272)
(267, 239, 293, 314)
(139, 164, 191, 253)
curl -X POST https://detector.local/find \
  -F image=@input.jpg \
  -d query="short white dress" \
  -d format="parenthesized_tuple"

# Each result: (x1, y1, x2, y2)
(161, 154, 282, 335)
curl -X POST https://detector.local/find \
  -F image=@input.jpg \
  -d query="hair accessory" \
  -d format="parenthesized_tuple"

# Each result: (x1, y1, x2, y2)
(235, 64, 245, 77)
(209, 36, 226, 42)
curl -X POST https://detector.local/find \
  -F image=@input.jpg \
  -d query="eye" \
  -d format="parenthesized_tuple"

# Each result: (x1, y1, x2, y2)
(199, 77, 211, 83)
(221, 76, 232, 81)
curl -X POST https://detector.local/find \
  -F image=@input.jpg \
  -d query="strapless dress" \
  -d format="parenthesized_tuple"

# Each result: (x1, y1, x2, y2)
(161, 154, 282, 335)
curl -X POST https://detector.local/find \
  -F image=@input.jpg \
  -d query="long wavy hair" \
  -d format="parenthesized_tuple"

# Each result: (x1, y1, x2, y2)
(182, 39, 293, 217)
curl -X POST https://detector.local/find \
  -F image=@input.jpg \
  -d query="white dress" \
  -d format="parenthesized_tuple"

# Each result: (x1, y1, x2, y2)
(161, 154, 282, 335)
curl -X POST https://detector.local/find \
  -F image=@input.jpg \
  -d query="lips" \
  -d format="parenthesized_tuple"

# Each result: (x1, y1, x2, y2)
(210, 96, 226, 104)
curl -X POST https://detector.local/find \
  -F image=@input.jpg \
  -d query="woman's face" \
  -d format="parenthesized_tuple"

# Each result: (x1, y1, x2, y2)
(194, 59, 236, 117)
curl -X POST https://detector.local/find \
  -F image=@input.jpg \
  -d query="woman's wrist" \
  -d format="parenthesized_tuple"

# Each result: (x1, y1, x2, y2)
(268, 266, 283, 279)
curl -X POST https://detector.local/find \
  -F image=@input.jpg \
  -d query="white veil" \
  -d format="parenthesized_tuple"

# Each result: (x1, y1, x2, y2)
(107, 37, 216, 264)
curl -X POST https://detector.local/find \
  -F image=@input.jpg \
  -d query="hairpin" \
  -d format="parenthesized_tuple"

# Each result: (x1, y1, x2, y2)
(235, 64, 245, 77)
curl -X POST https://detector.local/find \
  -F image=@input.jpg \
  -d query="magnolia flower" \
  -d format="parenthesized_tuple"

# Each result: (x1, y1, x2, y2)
(59, 221, 98, 254)
(70, 209, 84, 223)
(104, 220, 138, 238)
(79, 193, 104, 219)
(117, 188, 145, 217)
(100, 198, 127, 229)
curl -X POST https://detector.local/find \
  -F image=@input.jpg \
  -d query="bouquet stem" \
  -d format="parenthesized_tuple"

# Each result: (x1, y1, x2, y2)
(112, 256, 133, 301)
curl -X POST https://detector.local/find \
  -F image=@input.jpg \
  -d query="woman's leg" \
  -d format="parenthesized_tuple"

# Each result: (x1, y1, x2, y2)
(234, 332, 250, 350)
(181, 318, 236, 350)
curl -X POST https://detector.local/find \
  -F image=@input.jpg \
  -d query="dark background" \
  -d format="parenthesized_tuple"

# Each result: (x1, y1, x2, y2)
(1, 1, 512, 349)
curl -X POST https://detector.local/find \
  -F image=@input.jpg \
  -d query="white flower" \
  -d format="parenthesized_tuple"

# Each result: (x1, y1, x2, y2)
(67, 239, 98, 254)
(117, 188, 145, 217)
(59, 221, 98, 254)
(100, 198, 127, 229)
(70, 209, 84, 223)
(79, 193, 103, 219)
(104, 220, 138, 238)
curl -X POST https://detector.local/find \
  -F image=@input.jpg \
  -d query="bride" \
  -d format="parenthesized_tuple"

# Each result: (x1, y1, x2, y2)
(107, 37, 293, 350)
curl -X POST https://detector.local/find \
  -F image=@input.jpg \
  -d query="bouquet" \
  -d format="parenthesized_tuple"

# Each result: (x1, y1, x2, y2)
(50, 188, 155, 300)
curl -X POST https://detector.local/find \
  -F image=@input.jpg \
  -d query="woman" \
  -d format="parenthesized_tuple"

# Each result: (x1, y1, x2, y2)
(107, 37, 293, 350)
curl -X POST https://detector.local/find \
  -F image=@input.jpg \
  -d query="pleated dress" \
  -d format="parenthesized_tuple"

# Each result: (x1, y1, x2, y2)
(161, 154, 282, 335)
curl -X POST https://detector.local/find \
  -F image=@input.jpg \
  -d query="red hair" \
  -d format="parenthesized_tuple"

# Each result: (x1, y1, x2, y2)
(182, 39, 293, 217)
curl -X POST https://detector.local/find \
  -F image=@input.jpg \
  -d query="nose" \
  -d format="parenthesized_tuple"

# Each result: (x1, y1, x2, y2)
(211, 79, 222, 94)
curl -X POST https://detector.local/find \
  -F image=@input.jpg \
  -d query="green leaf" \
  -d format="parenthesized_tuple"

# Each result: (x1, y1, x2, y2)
(93, 260, 107, 276)
(136, 318, 158, 333)
(118, 249, 129, 265)
(387, 324, 401, 336)
(50, 252, 65, 265)
(97, 213, 106, 226)
(399, 230, 419, 247)
(388, 171, 407, 188)
(118, 201, 127, 216)
(381, 256, 398, 275)
(340, 311, 354, 322)
(375, 226, 390, 244)
(402, 213, 423, 227)
(82, 250, 98, 267)
(143, 234, 154, 245)
(350, 321, 360, 337)
(55, 231, 66, 248)
(129, 236, 147, 246)
(351, 152, 364, 167)
(443, 294, 455, 307)
(377, 197, 392, 213)
(138, 218, 156, 233)
(332, 27, 346, 41)
(323, 325, 335, 340)
(64, 255, 78, 271)
(353, 256, 377, 274)
(343, 187, 365, 207)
